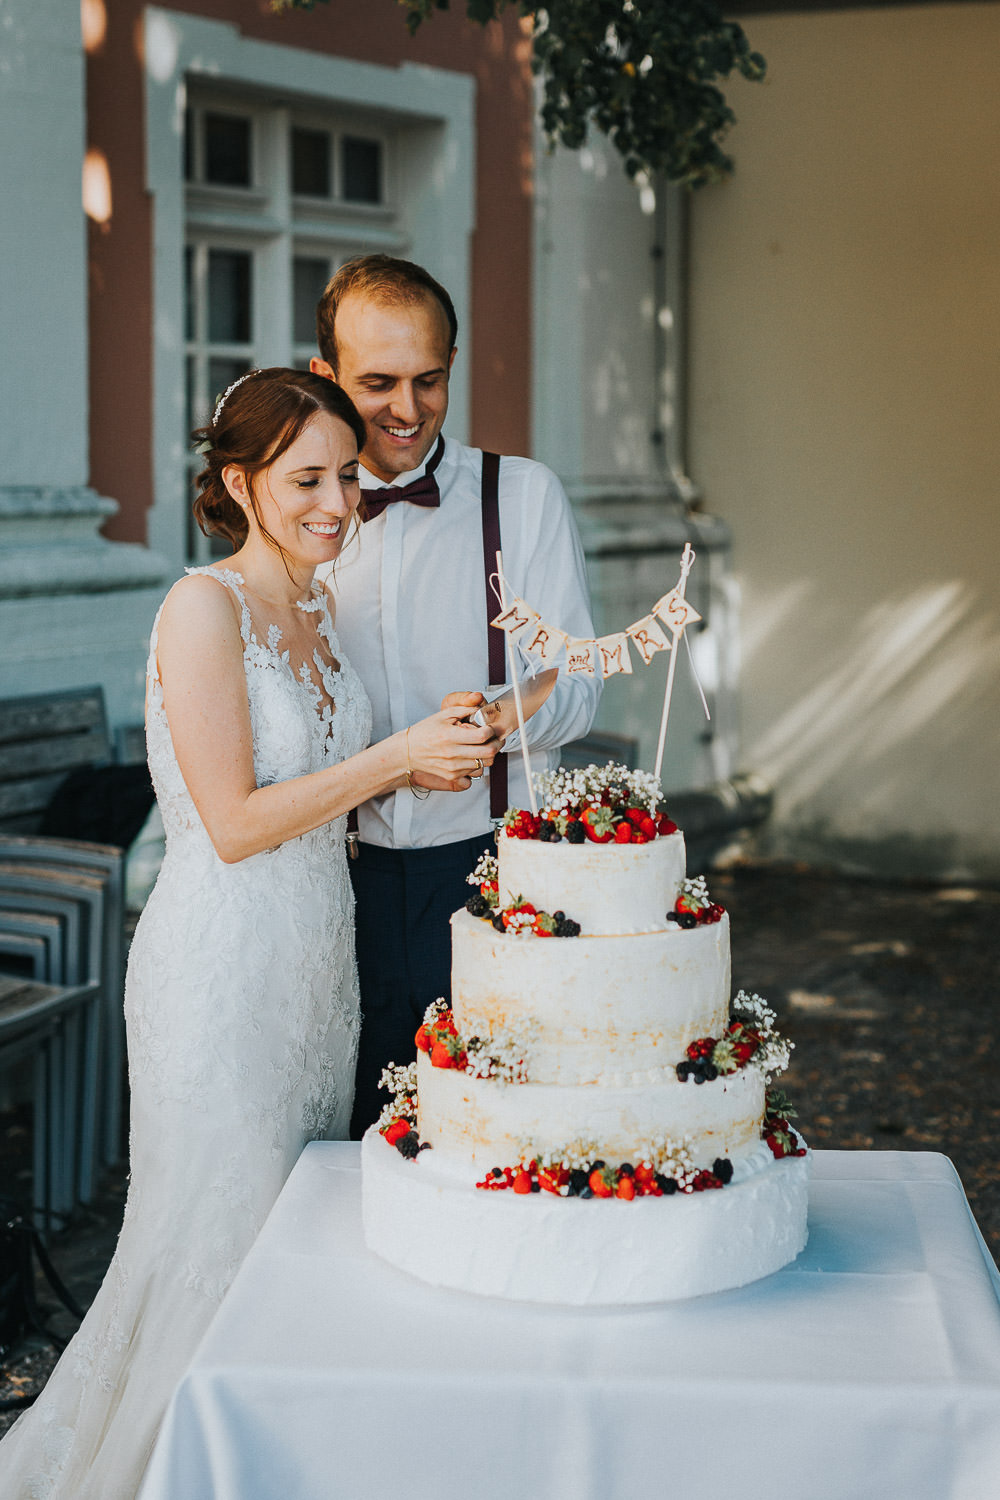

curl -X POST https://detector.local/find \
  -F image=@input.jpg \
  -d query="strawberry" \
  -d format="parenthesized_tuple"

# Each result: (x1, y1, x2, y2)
(382, 1117, 411, 1145)
(430, 1039, 455, 1069)
(656, 813, 678, 836)
(512, 1168, 533, 1194)
(537, 1164, 569, 1195)
(581, 806, 615, 843)
(625, 808, 647, 828)
(613, 821, 633, 844)
(633, 1162, 656, 1193)
(414, 1024, 432, 1053)
(588, 1167, 614, 1198)
(631, 832, 649, 844)
(532, 912, 556, 937)
(615, 1173, 636, 1200)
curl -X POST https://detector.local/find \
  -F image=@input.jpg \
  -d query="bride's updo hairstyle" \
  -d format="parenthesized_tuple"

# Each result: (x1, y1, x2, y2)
(192, 367, 366, 552)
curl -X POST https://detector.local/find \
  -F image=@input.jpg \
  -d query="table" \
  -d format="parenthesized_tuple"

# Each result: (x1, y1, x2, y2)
(140, 1145, 1000, 1500)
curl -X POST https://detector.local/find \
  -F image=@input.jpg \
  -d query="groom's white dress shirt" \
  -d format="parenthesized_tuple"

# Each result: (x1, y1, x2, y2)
(325, 436, 600, 849)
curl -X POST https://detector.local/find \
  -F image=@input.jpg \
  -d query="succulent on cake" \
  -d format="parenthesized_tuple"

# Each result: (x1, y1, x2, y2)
(676, 991, 792, 1085)
(504, 763, 678, 845)
(667, 875, 726, 929)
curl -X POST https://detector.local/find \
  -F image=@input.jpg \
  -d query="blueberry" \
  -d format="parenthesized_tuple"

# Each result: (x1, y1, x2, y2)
(619, 1163, 634, 1177)
(693, 1065, 706, 1084)
(678, 912, 697, 930)
(492, 914, 505, 932)
(592, 1159, 605, 1171)
(666, 911, 680, 924)
(579, 1184, 594, 1199)
(676, 1061, 691, 1082)
(704, 1063, 718, 1082)
(713, 1157, 733, 1183)
(554, 910, 565, 922)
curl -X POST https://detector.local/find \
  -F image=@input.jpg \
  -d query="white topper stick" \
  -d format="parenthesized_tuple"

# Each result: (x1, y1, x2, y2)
(495, 549, 538, 816)
(653, 543, 696, 784)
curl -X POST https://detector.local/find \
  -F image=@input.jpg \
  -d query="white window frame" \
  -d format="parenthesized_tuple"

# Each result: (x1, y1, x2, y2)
(144, 8, 475, 572)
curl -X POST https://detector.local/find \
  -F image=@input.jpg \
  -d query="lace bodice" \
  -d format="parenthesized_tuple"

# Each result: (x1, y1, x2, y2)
(146, 566, 371, 859)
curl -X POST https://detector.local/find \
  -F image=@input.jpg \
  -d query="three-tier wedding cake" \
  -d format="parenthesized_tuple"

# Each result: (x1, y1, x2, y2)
(362, 764, 809, 1304)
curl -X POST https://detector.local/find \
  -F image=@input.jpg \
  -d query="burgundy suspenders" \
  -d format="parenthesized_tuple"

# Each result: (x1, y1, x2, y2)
(347, 449, 508, 849)
(479, 452, 508, 820)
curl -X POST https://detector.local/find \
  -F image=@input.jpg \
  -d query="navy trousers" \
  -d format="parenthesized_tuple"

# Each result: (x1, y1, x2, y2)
(348, 833, 494, 1139)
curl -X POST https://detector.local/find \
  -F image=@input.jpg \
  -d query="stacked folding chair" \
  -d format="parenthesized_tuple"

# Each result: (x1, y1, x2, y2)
(0, 838, 126, 1234)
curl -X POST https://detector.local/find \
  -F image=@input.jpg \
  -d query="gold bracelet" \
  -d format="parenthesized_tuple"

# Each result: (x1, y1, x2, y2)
(405, 726, 431, 800)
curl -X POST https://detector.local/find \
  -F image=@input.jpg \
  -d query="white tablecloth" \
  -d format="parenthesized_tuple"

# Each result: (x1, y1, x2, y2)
(140, 1145, 1000, 1500)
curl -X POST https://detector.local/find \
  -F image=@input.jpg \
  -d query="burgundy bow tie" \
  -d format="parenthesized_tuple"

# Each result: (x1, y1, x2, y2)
(362, 436, 445, 522)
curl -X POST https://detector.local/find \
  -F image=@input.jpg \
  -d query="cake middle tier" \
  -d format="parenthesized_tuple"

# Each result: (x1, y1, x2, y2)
(416, 1053, 765, 1169)
(450, 908, 731, 1085)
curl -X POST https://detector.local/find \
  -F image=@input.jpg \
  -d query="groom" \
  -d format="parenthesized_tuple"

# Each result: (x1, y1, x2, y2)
(312, 254, 600, 1136)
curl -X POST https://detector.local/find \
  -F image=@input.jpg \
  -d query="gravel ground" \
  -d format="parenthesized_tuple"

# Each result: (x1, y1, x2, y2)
(2, 862, 998, 1430)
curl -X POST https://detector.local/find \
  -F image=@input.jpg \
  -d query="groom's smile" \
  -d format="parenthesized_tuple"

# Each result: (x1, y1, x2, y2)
(313, 290, 457, 485)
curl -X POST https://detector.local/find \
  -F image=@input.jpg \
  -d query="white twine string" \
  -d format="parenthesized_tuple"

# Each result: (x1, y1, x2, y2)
(492, 553, 538, 815)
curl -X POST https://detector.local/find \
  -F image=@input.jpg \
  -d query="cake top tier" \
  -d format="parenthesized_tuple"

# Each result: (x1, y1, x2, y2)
(497, 762, 687, 935)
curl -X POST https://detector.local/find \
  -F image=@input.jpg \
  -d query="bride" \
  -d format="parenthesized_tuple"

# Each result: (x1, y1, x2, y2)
(0, 367, 498, 1498)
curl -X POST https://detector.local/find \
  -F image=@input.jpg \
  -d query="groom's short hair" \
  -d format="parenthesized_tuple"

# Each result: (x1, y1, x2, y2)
(316, 254, 458, 374)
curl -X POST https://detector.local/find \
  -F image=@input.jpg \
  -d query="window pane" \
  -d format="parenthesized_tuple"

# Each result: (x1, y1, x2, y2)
(184, 108, 194, 183)
(207, 250, 252, 344)
(291, 127, 331, 197)
(342, 136, 381, 203)
(184, 246, 195, 342)
(293, 257, 330, 347)
(204, 113, 251, 187)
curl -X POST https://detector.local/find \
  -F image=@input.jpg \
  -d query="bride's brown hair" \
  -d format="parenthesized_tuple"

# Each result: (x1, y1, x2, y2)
(192, 368, 367, 552)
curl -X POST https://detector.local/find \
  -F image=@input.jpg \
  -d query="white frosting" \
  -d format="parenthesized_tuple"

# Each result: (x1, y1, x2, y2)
(497, 830, 686, 935)
(450, 909, 731, 1084)
(362, 1128, 810, 1305)
(416, 1051, 765, 1168)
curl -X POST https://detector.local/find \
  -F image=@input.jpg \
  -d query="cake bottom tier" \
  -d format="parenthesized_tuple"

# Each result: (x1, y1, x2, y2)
(361, 1129, 810, 1306)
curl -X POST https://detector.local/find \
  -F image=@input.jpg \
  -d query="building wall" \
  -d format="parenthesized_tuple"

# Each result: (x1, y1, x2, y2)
(688, 3, 1000, 879)
(87, 0, 533, 545)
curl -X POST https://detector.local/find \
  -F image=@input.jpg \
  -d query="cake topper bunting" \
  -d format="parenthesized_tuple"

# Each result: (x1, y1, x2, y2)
(489, 542, 709, 786)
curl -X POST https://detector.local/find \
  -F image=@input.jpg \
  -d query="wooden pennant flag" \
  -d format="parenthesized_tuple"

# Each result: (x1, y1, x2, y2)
(564, 637, 597, 675)
(626, 614, 672, 666)
(521, 619, 569, 665)
(596, 632, 634, 677)
(491, 596, 541, 642)
(653, 588, 702, 637)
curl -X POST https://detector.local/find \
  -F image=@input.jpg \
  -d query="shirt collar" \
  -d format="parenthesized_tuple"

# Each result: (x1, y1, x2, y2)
(359, 434, 448, 492)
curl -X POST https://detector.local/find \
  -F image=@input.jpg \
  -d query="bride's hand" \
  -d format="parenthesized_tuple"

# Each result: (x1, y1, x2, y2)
(405, 701, 499, 793)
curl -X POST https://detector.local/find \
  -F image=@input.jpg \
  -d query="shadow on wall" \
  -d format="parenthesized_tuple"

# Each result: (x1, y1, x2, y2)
(739, 579, 1000, 882)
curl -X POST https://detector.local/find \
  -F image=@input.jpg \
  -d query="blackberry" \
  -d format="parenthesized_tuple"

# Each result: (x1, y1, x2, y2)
(397, 1131, 420, 1159)
(466, 893, 489, 917)
(658, 1175, 679, 1195)
(676, 1060, 692, 1082)
(713, 1157, 733, 1184)
(555, 918, 580, 938)
(539, 819, 559, 841)
(530, 1180, 541, 1192)
(566, 821, 587, 844)
(568, 1169, 589, 1195)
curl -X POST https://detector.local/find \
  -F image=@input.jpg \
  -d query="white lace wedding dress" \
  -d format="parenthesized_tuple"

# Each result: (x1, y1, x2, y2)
(0, 568, 371, 1499)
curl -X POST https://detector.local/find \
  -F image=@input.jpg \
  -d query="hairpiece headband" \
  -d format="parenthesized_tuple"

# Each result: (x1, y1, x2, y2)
(213, 369, 260, 426)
